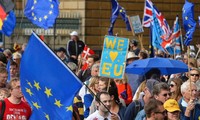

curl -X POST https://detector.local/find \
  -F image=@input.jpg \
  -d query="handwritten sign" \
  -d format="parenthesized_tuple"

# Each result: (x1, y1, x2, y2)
(99, 36, 129, 79)
(129, 15, 144, 34)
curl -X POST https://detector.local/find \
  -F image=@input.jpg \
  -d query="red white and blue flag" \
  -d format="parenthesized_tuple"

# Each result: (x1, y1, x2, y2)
(143, 0, 171, 37)
(161, 16, 183, 55)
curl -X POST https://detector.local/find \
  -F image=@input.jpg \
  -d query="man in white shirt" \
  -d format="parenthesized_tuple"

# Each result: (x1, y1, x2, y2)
(86, 91, 120, 120)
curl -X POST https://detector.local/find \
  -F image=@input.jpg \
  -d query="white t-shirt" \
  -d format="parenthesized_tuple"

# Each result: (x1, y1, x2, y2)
(86, 110, 121, 120)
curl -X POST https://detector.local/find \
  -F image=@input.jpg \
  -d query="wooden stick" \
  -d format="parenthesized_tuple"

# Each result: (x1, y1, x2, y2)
(107, 78, 111, 92)
(187, 46, 192, 96)
(76, 55, 82, 73)
(195, 49, 200, 59)
(138, 34, 144, 50)
(127, 16, 144, 50)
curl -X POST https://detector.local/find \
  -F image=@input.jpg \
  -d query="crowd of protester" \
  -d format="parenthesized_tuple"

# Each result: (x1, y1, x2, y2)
(0, 31, 199, 120)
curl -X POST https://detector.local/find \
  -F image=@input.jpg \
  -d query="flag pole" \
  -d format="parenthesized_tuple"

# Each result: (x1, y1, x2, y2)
(107, 78, 111, 92)
(195, 49, 200, 59)
(138, 34, 144, 50)
(187, 46, 192, 96)
(82, 80, 112, 114)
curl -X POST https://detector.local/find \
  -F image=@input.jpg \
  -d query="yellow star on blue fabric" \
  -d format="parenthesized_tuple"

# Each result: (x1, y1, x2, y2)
(34, 81, 41, 91)
(32, 101, 41, 109)
(34, 16, 37, 20)
(183, 9, 185, 13)
(30, 0, 55, 23)
(34, 0, 37, 4)
(26, 80, 33, 88)
(44, 15, 48, 20)
(66, 105, 73, 112)
(54, 99, 63, 108)
(44, 87, 53, 98)
(44, 113, 50, 120)
(49, 10, 52, 15)
(185, 16, 188, 20)
(26, 88, 33, 96)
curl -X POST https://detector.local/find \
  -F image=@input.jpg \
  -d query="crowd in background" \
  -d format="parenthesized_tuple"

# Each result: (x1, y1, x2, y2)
(0, 31, 199, 120)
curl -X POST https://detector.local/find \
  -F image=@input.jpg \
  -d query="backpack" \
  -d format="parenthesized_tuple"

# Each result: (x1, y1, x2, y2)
(0, 100, 6, 120)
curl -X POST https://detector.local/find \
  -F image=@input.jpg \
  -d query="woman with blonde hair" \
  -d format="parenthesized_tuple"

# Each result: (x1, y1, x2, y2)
(133, 80, 146, 100)
(169, 78, 182, 102)
(83, 76, 99, 118)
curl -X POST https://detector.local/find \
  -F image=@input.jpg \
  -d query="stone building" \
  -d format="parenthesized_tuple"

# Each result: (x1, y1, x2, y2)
(4, 0, 200, 52)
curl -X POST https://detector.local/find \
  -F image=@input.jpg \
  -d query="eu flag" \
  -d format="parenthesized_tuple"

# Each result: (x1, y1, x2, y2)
(20, 32, 82, 119)
(1, 10, 16, 36)
(182, 0, 196, 46)
(108, 0, 131, 35)
(24, 0, 59, 29)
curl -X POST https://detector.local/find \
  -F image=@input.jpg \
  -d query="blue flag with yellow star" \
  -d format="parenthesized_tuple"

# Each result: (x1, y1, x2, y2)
(20, 32, 82, 119)
(24, 0, 59, 29)
(182, 0, 196, 46)
(108, 0, 131, 35)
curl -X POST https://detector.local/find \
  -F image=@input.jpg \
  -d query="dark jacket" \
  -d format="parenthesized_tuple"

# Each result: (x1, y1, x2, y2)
(66, 40, 85, 64)
(124, 99, 144, 120)
(179, 98, 200, 120)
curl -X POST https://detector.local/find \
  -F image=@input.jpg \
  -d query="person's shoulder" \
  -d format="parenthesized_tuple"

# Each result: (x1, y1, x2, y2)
(86, 111, 100, 120)
(20, 101, 31, 110)
(78, 40, 85, 44)
(119, 104, 126, 112)
(127, 100, 140, 107)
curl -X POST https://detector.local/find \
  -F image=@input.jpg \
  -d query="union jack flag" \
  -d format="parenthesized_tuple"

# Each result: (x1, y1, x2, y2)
(143, 0, 171, 37)
(161, 16, 183, 55)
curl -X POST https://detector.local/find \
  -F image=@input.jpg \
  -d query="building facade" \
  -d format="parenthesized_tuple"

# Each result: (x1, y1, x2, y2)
(4, 0, 200, 52)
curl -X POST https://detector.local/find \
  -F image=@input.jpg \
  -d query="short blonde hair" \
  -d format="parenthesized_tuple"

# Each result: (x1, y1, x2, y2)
(7, 77, 20, 90)
(89, 76, 99, 88)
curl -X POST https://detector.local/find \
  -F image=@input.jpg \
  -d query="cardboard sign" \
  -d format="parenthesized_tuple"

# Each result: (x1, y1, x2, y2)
(129, 15, 144, 34)
(99, 36, 129, 79)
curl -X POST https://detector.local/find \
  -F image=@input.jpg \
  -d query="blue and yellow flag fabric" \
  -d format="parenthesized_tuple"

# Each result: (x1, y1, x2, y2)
(108, 0, 131, 35)
(182, 0, 196, 46)
(20, 32, 82, 119)
(24, 0, 59, 29)
(1, 10, 16, 36)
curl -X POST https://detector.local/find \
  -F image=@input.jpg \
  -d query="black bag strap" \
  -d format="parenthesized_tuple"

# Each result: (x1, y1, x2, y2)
(0, 100, 6, 120)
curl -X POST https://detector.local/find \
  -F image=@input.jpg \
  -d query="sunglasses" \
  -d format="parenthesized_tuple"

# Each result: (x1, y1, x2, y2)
(162, 93, 171, 97)
(190, 74, 199, 77)
(155, 110, 167, 115)
(170, 84, 176, 88)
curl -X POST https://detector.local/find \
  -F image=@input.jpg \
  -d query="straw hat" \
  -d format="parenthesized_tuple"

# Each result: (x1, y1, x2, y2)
(127, 52, 139, 60)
